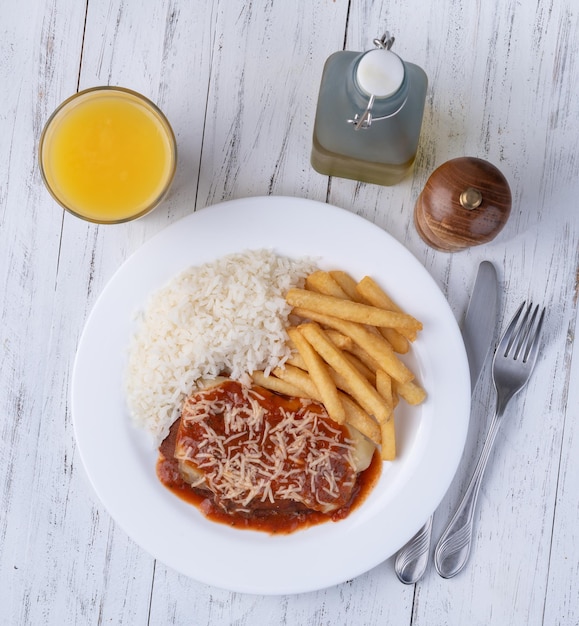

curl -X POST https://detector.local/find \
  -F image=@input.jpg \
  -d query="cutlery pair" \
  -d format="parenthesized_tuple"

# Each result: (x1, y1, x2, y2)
(395, 262, 546, 583)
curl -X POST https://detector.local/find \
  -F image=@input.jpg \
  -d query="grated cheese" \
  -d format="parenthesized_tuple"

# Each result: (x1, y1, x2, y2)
(175, 381, 358, 514)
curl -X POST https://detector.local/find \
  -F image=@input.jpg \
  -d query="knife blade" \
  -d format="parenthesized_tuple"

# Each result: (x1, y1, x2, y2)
(394, 260, 499, 584)
(463, 261, 499, 393)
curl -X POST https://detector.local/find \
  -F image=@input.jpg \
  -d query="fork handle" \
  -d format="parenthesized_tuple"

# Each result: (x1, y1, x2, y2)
(434, 407, 504, 578)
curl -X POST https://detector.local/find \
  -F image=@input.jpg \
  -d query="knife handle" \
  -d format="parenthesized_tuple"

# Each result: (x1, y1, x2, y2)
(394, 515, 433, 584)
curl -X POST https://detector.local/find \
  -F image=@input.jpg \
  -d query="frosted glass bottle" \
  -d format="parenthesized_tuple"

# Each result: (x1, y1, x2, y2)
(311, 34, 427, 186)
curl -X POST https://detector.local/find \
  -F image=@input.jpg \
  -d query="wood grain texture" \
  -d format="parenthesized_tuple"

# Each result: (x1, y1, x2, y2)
(414, 156, 512, 251)
(195, 0, 351, 206)
(0, 0, 578, 624)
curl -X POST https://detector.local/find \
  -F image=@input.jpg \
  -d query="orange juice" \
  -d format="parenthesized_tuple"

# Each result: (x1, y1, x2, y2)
(39, 87, 176, 223)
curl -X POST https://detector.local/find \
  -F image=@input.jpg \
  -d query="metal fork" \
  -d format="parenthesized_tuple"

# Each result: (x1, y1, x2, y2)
(433, 302, 546, 579)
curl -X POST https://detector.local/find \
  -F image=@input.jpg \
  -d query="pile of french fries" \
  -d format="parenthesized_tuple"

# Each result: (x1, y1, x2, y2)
(252, 270, 426, 461)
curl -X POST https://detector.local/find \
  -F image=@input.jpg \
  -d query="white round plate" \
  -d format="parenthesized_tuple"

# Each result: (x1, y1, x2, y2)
(72, 196, 470, 595)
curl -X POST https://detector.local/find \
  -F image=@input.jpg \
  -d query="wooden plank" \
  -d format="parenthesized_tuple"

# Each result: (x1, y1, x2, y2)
(195, 0, 351, 206)
(543, 306, 579, 626)
(0, 1, 89, 624)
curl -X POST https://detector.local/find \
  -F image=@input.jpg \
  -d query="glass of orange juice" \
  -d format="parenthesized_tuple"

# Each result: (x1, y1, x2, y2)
(39, 86, 177, 224)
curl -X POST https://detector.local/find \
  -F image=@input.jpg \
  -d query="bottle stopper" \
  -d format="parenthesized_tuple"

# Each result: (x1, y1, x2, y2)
(414, 157, 512, 251)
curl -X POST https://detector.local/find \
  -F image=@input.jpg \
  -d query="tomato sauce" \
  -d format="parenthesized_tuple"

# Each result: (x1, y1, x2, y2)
(157, 449, 381, 534)
(156, 381, 382, 534)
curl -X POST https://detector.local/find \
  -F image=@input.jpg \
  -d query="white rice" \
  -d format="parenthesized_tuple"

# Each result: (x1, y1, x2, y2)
(125, 249, 316, 444)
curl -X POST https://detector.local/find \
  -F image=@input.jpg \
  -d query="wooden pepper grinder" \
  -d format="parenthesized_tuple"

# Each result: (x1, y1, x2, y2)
(414, 157, 512, 251)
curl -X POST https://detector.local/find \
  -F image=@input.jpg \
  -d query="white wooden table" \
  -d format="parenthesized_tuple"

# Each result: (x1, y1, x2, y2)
(2, 1, 578, 624)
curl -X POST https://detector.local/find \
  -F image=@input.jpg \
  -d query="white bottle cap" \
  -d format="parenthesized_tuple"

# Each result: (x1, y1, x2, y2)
(356, 49, 405, 98)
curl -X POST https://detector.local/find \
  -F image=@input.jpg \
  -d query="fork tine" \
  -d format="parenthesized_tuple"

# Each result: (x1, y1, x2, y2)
(523, 306, 546, 365)
(499, 302, 526, 357)
(514, 303, 537, 361)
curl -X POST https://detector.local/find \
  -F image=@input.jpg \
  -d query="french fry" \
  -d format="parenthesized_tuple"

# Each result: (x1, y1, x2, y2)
(286, 352, 307, 370)
(340, 394, 381, 445)
(273, 364, 319, 399)
(299, 323, 391, 424)
(328, 270, 362, 302)
(374, 370, 396, 459)
(287, 327, 346, 424)
(286, 288, 423, 331)
(251, 370, 306, 398)
(328, 368, 359, 396)
(305, 270, 350, 298)
(343, 352, 376, 384)
(327, 271, 416, 345)
(379, 418, 396, 461)
(346, 342, 381, 373)
(334, 341, 395, 458)
(375, 369, 394, 411)
(340, 276, 410, 351)
(356, 275, 402, 312)
(378, 327, 410, 354)
(305, 271, 408, 354)
(325, 329, 354, 350)
(291, 349, 376, 399)
(292, 307, 415, 384)
(288, 329, 353, 354)
(283, 269, 426, 462)
(356, 276, 417, 342)
(273, 364, 381, 444)
(287, 330, 354, 370)
(392, 385, 400, 409)
(395, 378, 427, 405)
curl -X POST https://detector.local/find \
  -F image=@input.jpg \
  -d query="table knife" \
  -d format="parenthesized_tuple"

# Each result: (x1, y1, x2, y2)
(394, 260, 499, 584)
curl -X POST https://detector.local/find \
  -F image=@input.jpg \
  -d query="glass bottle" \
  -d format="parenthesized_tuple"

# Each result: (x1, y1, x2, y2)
(311, 33, 428, 186)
